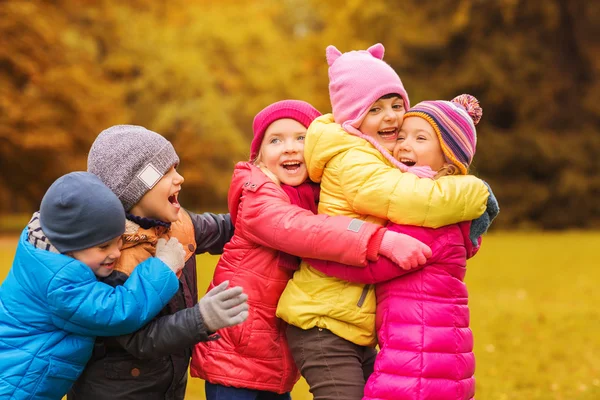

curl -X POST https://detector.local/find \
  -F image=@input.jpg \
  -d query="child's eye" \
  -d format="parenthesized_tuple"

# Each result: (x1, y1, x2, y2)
(98, 244, 110, 250)
(270, 138, 281, 144)
(369, 107, 381, 113)
(297, 135, 306, 141)
(393, 103, 405, 110)
(417, 136, 427, 141)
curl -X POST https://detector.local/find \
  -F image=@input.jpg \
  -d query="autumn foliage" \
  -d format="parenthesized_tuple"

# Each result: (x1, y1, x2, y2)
(1, 0, 598, 229)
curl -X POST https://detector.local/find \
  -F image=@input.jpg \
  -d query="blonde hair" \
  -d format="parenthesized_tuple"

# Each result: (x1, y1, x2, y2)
(253, 153, 281, 185)
(434, 163, 462, 179)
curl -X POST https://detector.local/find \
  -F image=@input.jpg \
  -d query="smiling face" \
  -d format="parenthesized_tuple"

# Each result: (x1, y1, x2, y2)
(358, 95, 406, 152)
(70, 236, 123, 278)
(129, 165, 184, 223)
(256, 118, 308, 186)
(393, 116, 447, 172)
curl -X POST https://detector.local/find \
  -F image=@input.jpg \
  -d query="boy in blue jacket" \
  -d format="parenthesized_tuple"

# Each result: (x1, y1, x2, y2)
(0, 172, 186, 400)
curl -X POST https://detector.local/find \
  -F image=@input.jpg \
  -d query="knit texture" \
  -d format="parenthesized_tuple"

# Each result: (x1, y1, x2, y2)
(326, 43, 409, 133)
(39, 172, 125, 253)
(404, 94, 482, 175)
(325, 43, 436, 178)
(250, 100, 322, 161)
(27, 212, 59, 254)
(88, 125, 179, 211)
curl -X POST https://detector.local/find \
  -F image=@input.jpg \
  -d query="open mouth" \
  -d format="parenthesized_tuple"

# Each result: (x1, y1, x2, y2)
(281, 161, 303, 174)
(101, 261, 115, 269)
(399, 158, 416, 167)
(378, 128, 398, 140)
(168, 192, 181, 209)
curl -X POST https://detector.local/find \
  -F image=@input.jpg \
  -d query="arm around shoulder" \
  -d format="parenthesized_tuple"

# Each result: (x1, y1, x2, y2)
(47, 257, 179, 337)
(339, 148, 489, 228)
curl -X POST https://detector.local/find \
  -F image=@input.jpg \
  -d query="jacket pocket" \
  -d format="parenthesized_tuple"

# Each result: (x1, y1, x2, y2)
(103, 356, 171, 381)
(33, 358, 84, 399)
(357, 284, 371, 307)
(235, 306, 281, 360)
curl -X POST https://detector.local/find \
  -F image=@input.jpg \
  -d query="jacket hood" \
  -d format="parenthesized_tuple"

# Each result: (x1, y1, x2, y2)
(17, 228, 78, 275)
(304, 114, 373, 183)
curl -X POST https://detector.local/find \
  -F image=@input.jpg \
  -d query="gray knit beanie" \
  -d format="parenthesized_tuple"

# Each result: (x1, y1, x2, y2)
(39, 172, 126, 253)
(87, 125, 180, 211)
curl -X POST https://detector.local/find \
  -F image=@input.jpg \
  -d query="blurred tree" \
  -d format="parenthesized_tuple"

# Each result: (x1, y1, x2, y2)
(301, 0, 600, 229)
(0, 0, 128, 212)
(0, 0, 598, 228)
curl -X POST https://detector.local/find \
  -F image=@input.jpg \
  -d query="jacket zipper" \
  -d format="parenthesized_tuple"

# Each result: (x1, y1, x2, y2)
(357, 284, 370, 307)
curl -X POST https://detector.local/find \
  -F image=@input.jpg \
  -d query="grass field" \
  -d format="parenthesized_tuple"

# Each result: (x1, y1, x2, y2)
(1, 232, 599, 399)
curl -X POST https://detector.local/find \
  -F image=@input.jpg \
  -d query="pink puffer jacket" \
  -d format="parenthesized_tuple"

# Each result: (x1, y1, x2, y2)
(309, 222, 479, 400)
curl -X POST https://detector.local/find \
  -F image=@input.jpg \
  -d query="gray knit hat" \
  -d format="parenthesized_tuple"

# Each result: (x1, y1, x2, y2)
(39, 172, 126, 253)
(87, 125, 180, 211)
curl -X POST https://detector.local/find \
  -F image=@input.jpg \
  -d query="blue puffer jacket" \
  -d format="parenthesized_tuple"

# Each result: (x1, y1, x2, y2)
(0, 229, 180, 400)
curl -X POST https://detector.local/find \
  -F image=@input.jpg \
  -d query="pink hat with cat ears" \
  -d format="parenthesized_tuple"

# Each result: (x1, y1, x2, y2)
(327, 44, 435, 178)
(327, 43, 410, 131)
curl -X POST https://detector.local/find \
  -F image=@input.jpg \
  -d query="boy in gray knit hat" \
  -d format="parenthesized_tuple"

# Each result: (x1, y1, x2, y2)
(0, 172, 186, 399)
(69, 125, 247, 400)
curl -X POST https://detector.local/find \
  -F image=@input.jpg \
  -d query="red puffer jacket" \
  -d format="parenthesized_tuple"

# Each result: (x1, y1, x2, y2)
(190, 162, 386, 393)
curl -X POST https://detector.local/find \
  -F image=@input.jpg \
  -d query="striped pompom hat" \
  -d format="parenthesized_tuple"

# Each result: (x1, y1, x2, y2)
(403, 94, 482, 175)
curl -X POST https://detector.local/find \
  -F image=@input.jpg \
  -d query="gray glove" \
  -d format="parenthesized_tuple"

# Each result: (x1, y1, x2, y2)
(155, 237, 186, 274)
(198, 281, 249, 332)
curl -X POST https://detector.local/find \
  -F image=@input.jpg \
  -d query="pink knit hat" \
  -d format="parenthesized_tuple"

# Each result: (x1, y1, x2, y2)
(327, 43, 410, 132)
(327, 44, 435, 178)
(250, 100, 322, 161)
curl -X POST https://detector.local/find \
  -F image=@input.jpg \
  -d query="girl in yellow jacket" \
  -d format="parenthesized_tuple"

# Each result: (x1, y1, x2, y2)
(276, 43, 492, 400)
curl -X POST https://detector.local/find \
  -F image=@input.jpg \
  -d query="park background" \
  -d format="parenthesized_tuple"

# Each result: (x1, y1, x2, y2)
(0, 0, 598, 398)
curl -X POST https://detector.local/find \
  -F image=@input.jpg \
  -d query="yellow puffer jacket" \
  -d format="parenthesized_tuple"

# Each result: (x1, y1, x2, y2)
(276, 114, 489, 346)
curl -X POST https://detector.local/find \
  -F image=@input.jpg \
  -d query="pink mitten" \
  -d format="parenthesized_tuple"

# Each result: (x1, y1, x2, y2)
(378, 231, 432, 270)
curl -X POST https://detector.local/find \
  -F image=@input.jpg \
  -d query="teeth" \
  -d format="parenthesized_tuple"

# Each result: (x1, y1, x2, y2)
(282, 161, 300, 166)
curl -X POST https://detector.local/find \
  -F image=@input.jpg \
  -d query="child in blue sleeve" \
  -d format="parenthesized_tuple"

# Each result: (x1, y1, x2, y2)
(0, 172, 185, 400)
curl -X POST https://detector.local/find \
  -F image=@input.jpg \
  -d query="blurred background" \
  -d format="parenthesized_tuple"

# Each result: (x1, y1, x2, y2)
(0, 0, 599, 399)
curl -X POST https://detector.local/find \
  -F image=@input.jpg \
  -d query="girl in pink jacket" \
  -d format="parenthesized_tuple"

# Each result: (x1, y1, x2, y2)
(309, 95, 494, 400)
(190, 100, 431, 400)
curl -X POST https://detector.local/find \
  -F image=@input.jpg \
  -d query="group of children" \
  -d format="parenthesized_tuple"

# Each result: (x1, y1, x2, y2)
(0, 42, 498, 400)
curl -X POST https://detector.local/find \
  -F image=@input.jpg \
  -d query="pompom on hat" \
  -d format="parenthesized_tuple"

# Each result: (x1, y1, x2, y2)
(250, 100, 322, 161)
(404, 94, 482, 175)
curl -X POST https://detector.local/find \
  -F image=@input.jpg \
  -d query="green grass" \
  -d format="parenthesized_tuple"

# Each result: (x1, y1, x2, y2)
(1, 232, 599, 399)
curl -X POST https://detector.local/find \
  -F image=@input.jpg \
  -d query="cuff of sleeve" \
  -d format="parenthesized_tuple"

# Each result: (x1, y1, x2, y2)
(194, 306, 220, 342)
(366, 228, 386, 262)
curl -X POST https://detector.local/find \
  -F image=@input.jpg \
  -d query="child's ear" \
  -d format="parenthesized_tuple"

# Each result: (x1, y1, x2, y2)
(367, 43, 385, 60)
(326, 45, 342, 66)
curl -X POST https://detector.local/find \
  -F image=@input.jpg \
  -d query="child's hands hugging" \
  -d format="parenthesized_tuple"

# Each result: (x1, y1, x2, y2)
(198, 281, 249, 332)
(155, 237, 186, 274)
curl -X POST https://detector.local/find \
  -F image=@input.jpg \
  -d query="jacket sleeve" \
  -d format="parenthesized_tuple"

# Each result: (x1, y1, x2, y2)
(47, 257, 179, 337)
(98, 271, 214, 359)
(239, 182, 385, 267)
(338, 147, 490, 228)
(306, 256, 418, 284)
(111, 305, 213, 359)
(188, 211, 234, 255)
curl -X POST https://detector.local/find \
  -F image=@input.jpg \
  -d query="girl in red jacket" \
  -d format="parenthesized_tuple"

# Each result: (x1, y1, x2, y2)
(190, 100, 432, 400)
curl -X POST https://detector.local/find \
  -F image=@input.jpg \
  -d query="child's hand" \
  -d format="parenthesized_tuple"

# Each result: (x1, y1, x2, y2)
(198, 281, 249, 332)
(378, 231, 432, 270)
(155, 237, 186, 274)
